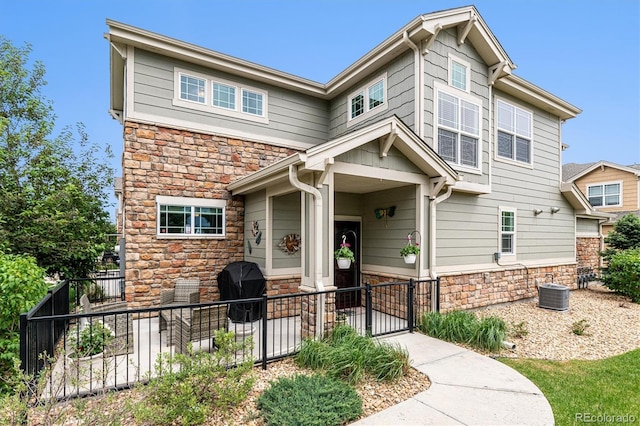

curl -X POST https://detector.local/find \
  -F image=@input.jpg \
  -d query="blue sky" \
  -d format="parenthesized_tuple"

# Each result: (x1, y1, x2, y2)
(1, 0, 639, 217)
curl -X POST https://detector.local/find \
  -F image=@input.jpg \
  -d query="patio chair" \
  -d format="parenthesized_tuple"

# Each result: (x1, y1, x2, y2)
(175, 304, 228, 354)
(159, 278, 201, 339)
(79, 294, 134, 356)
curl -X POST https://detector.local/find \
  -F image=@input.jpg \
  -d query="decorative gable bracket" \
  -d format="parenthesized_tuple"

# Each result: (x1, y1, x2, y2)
(421, 24, 442, 55)
(457, 13, 477, 46)
(379, 122, 398, 158)
(488, 61, 509, 86)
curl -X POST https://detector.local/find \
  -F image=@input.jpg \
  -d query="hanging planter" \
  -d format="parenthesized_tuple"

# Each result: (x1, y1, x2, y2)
(400, 233, 420, 265)
(336, 258, 352, 269)
(334, 235, 355, 270)
(403, 253, 417, 264)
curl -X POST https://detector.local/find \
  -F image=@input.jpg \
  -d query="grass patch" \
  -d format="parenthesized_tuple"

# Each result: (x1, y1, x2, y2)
(501, 349, 640, 426)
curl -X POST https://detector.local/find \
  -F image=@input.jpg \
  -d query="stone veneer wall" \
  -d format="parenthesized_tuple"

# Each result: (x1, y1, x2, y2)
(576, 236, 602, 272)
(122, 122, 297, 307)
(439, 264, 576, 312)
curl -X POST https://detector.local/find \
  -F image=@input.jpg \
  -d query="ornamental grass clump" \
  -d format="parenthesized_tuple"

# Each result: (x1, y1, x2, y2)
(296, 325, 410, 385)
(419, 310, 507, 352)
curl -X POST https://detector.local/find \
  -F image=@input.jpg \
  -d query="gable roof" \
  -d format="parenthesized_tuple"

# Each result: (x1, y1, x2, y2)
(563, 161, 640, 182)
(106, 5, 580, 121)
(228, 115, 458, 195)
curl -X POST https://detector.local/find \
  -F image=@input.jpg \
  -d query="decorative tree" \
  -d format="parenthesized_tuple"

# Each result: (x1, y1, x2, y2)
(0, 36, 114, 278)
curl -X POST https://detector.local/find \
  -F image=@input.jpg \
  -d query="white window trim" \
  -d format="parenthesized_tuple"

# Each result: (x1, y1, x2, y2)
(172, 68, 268, 124)
(495, 98, 534, 169)
(586, 181, 623, 208)
(448, 54, 471, 93)
(156, 195, 226, 239)
(347, 73, 388, 128)
(499, 206, 517, 258)
(433, 80, 483, 174)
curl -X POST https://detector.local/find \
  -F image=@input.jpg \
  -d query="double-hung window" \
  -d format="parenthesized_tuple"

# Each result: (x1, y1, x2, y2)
(435, 82, 481, 170)
(347, 74, 387, 126)
(587, 183, 621, 207)
(156, 196, 226, 237)
(499, 207, 516, 255)
(497, 100, 532, 164)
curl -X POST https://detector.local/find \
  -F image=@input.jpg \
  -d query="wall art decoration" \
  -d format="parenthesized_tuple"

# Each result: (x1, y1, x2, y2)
(278, 233, 301, 254)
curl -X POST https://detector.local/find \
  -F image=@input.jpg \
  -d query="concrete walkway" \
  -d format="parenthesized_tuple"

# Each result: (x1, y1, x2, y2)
(352, 332, 554, 426)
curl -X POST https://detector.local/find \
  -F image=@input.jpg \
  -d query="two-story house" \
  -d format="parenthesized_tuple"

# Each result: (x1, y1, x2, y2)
(106, 6, 601, 312)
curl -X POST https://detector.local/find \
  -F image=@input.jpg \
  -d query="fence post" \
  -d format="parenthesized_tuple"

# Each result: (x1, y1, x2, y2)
(365, 283, 372, 336)
(435, 277, 441, 312)
(19, 313, 28, 373)
(261, 293, 268, 370)
(408, 279, 415, 333)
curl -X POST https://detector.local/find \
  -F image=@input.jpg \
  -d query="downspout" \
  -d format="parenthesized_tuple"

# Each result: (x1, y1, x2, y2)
(288, 165, 325, 337)
(429, 185, 453, 280)
(403, 32, 422, 138)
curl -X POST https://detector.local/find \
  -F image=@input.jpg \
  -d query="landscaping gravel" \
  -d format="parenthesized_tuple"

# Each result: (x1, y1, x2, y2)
(476, 283, 640, 361)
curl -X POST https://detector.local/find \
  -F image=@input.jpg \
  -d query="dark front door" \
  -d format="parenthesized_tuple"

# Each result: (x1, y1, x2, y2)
(334, 221, 361, 310)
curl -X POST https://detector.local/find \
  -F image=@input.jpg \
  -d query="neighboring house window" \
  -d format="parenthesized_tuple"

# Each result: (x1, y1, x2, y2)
(435, 82, 481, 170)
(497, 100, 532, 164)
(500, 207, 516, 255)
(156, 196, 226, 237)
(347, 74, 388, 126)
(448, 55, 470, 92)
(587, 183, 621, 207)
(173, 68, 268, 123)
(179, 73, 206, 104)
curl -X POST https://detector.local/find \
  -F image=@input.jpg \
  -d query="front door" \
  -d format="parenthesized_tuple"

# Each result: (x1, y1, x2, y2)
(334, 221, 361, 309)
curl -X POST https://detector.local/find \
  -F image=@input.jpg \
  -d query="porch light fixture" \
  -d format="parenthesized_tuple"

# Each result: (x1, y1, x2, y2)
(550, 207, 561, 214)
(533, 209, 543, 216)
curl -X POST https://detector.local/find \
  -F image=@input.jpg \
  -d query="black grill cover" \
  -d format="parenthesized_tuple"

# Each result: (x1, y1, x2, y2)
(217, 261, 266, 322)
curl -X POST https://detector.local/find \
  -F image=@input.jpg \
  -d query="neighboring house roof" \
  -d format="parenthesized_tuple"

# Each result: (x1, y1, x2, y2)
(562, 160, 640, 182)
(228, 115, 458, 196)
(106, 5, 581, 123)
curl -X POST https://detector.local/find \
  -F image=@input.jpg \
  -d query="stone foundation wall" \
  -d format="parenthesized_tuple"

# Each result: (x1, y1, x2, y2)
(576, 236, 601, 272)
(439, 264, 576, 312)
(122, 122, 297, 308)
(265, 276, 301, 319)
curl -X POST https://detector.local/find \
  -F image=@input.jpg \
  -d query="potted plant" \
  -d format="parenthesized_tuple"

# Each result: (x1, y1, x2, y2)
(334, 239, 355, 269)
(400, 242, 420, 264)
(67, 321, 113, 381)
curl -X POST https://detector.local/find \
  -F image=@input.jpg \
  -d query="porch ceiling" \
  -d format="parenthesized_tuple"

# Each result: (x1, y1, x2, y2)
(334, 174, 408, 194)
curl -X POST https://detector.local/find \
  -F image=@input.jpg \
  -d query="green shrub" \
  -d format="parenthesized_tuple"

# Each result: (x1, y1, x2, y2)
(572, 319, 590, 336)
(509, 321, 529, 339)
(0, 252, 48, 395)
(130, 330, 255, 425)
(296, 325, 410, 385)
(257, 374, 362, 426)
(601, 248, 640, 302)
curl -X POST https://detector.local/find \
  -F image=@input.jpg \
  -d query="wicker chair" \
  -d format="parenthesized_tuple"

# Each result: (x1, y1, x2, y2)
(159, 278, 201, 340)
(175, 304, 228, 354)
(79, 294, 133, 356)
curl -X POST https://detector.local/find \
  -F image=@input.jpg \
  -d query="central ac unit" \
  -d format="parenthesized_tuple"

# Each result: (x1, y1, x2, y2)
(538, 283, 569, 311)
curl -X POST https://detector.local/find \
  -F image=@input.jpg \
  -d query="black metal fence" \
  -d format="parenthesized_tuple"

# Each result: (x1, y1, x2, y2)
(20, 277, 438, 399)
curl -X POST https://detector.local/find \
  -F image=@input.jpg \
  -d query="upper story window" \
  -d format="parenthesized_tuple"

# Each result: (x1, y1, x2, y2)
(499, 207, 516, 255)
(156, 196, 226, 238)
(174, 68, 268, 124)
(434, 81, 481, 171)
(180, 74, 206, 104)
(448, 55, 470, 92)
(497, 100, 532, 165)
(347, 74, 388, 126)
(587, 182, 621, 207)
